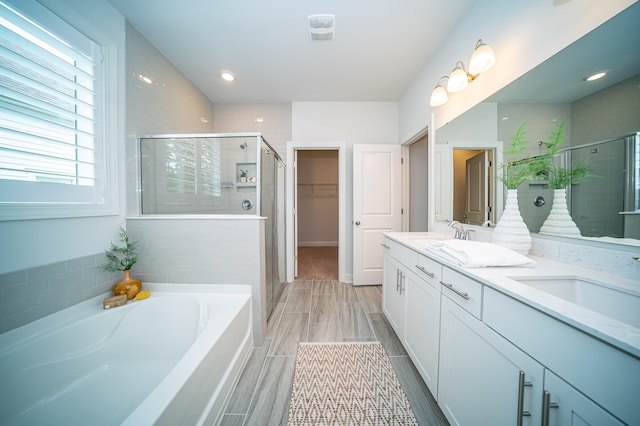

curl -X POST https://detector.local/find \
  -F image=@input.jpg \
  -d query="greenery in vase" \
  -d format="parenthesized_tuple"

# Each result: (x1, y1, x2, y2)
(100, 227, 139, 272)
(240, 169, 248, 177)
(497, 122, 542, 189)
(538, 120, 596, 189)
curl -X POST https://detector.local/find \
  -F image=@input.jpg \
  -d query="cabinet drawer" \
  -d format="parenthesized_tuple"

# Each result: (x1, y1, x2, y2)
(416, 254, 442, 289)
(440, 266, 482, 319)
(383, 237, 417, 269)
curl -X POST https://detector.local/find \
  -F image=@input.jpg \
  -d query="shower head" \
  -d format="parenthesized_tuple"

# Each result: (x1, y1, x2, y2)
(240, 142, 248, 149)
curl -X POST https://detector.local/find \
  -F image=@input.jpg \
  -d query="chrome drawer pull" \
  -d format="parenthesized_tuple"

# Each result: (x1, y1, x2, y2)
(541, 391, 559, 426)
(380, 243, 390, 249)
(416, 265, 435, 278)
(440, 281, 469, 300)
(517, 371, 533, 426)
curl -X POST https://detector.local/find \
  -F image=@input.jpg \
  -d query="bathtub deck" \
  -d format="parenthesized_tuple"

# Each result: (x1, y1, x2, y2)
(220, 280, 449, 425)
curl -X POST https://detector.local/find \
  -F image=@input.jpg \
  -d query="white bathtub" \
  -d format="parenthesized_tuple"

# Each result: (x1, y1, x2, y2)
(0, 283, 252, 426)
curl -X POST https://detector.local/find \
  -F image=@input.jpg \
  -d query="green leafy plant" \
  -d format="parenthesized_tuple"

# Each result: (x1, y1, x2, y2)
(240, 169, 248, 177)
(100, 227, 139, 272)
(497, 122, 541, 189)
(538, 120, 597, 189)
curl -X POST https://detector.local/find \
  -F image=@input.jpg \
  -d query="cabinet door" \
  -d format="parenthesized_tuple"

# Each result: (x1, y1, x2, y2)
(405, 269, 441, 398)
(543, 370, 625, 426)
(438, 296, 543, 426)
(382, 254, 405, 337)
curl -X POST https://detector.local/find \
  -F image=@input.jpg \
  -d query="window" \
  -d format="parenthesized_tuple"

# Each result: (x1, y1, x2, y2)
(0, 0, 112, 219)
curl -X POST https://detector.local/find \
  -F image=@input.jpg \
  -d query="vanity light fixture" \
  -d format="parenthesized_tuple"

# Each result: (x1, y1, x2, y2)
(430, 39, 496, 107)
(220, 70, 235, 82)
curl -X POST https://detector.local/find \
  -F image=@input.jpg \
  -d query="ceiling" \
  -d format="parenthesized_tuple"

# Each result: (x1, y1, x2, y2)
(107, 0, 473, 103)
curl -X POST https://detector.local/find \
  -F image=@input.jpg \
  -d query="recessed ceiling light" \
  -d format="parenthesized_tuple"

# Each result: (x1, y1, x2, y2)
(220, 71, 235, 82)
(585, 72, 606, 82)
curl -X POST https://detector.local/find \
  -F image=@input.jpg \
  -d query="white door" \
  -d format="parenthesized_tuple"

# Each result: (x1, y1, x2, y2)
(464, 150, 488, 225)
(353, 144, 401, 285)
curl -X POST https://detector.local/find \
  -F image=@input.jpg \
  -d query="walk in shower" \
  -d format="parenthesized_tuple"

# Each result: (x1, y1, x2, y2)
(138, 133, 286, 317)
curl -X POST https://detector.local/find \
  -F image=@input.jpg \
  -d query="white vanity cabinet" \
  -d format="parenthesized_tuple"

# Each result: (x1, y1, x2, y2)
(382, 239, 441, 397)
(382, 254, 406, 336)
(381, 238, 417, 337)
(484, 286, 638, 425)
(382, 233, 638, 426)
(438, 284, 543, 426)
(542, 370, 624, 426)
(404, 257, 441, 396)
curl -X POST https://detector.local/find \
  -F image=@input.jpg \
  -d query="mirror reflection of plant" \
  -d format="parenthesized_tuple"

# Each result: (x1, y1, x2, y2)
(538, 120, 597, 189)
(100, 227, 139, 272)
(497, 122, 542, 189)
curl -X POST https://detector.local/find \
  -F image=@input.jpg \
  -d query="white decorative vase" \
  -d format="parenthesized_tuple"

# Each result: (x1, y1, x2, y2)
(539, 188, 581, 237)
(491, 189, 532, 255)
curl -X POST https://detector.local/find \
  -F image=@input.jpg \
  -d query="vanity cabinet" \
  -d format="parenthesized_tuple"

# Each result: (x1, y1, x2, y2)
(404, 266, 441, 396)
(438, 288, 543, 426)
(484, 286, 638, 425)
(542, 369, 624, 426)
(382, 234, 638, 426)
(382, 254, 406, 336)
(382, 239, 441, 397)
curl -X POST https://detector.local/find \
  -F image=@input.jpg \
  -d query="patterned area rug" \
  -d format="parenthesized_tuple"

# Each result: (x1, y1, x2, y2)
(287, 342, 418, 425)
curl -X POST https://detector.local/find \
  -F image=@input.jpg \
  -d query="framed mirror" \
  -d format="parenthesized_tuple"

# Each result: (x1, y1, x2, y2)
(435, 2, 640, 246)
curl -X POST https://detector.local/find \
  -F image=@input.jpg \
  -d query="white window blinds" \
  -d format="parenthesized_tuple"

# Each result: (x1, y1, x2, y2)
(0, 0, 104, 205)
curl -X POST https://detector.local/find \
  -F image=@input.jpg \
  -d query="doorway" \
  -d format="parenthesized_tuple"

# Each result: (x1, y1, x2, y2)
(296, 150, 339, 280)
(286, 141, 346, 284)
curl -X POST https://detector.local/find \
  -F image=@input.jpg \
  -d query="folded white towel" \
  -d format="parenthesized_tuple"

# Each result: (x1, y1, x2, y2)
(425, 240, 535, 268)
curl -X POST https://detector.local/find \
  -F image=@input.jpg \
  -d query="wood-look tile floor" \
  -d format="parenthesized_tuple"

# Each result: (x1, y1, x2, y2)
(220, 280, 449, 425)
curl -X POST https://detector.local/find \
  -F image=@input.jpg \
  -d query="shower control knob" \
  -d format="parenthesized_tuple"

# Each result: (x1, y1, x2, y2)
(355, 220, 361, 225)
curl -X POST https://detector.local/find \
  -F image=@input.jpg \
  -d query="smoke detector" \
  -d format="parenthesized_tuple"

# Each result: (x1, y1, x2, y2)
(308, 14, 335, 40)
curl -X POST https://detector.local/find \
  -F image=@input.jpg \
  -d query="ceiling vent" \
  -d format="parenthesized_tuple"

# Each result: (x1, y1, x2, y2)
(308, 14, 335, 41)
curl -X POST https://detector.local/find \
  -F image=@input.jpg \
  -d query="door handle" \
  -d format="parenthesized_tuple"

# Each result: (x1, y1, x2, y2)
(355, 220, 361, 225)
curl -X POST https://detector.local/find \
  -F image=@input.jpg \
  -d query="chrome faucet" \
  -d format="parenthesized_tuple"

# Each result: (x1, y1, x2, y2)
(448, 220, 471, 240)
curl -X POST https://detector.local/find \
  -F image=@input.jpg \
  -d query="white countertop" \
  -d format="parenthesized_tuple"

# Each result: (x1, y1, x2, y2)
(384, 232, 640, 359)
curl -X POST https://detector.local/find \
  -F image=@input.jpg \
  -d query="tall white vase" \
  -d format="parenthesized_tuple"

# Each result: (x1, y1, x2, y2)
(492, 189, 532, 255)
(539, 188, 582, 237)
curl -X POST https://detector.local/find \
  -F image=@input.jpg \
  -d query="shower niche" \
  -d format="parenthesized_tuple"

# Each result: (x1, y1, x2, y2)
(236, 162, 256, 186)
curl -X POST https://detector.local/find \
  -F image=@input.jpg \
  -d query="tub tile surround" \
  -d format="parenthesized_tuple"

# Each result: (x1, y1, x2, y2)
(0, 255, 120, 334)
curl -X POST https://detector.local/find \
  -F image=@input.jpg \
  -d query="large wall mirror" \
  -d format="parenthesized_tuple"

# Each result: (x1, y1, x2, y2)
(435, 2, 640, 247)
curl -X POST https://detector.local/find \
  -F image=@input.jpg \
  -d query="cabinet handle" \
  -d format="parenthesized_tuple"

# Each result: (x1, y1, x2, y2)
(541, 391, 559, 426)
(517, 371, 532, 426)
(396, 269, 401, 292)
(381, 243, 390, 249)
(399, 272, 405, 295)
(416, 265, 435, 278)
(440, 281, 469, 300)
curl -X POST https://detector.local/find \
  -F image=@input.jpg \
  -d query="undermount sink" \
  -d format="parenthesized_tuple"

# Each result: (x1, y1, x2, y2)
(510, 275, 640, 329)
